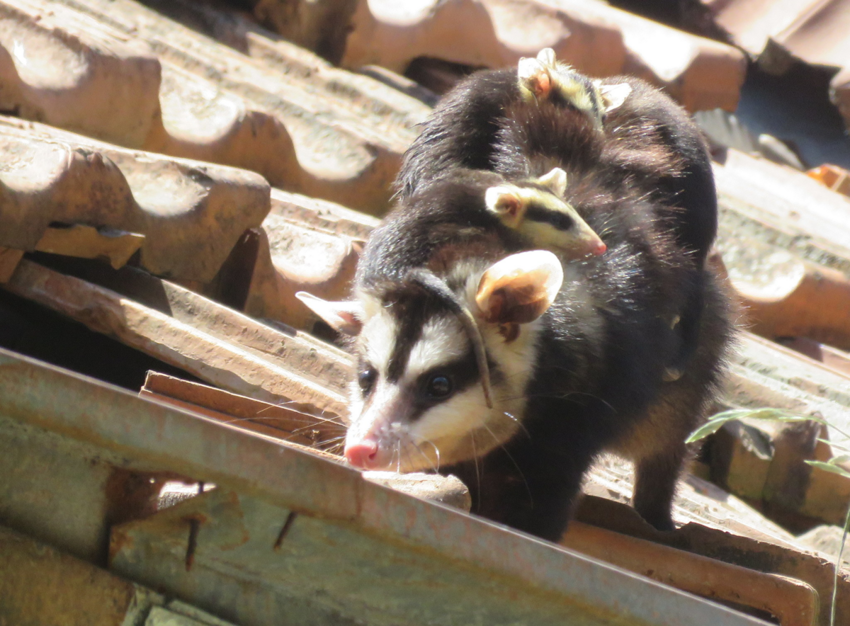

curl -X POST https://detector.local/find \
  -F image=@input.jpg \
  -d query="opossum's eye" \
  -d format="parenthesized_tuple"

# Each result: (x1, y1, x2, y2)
(425, 374, 453, 399)
(358, 366, 377, 396)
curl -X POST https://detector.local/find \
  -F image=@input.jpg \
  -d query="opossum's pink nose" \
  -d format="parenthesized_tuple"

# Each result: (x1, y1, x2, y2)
(345, 439, 379, 468)
(592, 240, 607, 255)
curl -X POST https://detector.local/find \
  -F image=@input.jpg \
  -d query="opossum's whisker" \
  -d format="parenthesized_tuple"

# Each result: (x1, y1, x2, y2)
(290, 423, 345, 435)
(469, 431, 482, 501)
(317, 435, 346, 447)
(413, 440, 440, 473)
(501, 411, 531, 438)
(253, 403, 346, 426)
(402, 447, 419, 475)
(425, 439, 442, 472)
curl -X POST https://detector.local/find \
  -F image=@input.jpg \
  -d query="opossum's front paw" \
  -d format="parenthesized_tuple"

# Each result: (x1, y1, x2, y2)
(517, 48, 558, 101)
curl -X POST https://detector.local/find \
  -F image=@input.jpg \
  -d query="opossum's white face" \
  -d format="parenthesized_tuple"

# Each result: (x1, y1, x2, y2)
(297, 250, 563, 473)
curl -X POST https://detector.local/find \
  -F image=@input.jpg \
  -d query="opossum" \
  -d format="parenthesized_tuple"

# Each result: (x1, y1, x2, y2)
(298, 85, 732, 538)
(397, 49, 718, 380)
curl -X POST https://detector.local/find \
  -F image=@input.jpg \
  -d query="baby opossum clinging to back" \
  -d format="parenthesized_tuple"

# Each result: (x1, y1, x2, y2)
(298, 54, 732, 539)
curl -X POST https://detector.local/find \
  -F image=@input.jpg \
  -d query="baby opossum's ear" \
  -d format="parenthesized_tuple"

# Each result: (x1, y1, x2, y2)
(596, 81, 632, 114)
(536, 167, 567, 197)
(475, 250, 563, 325)
(295, 292, 363, 335)
(485, 185, 525, 226)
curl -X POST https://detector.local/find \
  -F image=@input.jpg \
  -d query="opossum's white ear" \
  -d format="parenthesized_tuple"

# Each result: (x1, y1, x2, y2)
(536, 167, 567, 197)
(295, 292, 363, 335)
(475, 250, 563, 325)
(597, 82, 632, 113)
(536, 47, 557, 66)
(485, 185, 526, 226)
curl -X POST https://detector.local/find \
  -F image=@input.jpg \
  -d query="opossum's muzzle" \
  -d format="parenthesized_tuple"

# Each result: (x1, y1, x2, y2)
(343, 387, 416, 470)
(344, 438, 380, 468)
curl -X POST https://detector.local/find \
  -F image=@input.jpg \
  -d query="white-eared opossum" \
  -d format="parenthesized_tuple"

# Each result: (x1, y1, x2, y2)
(298, 56, 732, 539)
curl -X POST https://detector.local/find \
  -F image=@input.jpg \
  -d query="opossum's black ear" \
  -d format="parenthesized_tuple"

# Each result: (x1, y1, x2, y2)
(485, 185, 525, 226)
(475, 250, 563, 325)
(536, 167, 567, 197)
(295, 292, 363, 335)
(597, 82, 632, 113)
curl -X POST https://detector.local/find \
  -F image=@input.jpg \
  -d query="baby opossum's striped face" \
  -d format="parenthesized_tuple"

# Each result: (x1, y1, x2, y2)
(297, 250, 564, 473)
(517, 48, 631, 129)
(485, 169, 606, 260)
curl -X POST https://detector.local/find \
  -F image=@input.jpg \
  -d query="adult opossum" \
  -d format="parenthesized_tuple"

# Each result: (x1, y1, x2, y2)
(298, 59, 732, 539)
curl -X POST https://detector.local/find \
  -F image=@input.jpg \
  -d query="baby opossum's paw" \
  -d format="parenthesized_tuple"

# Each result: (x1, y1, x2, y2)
(517, 48, 558, 101)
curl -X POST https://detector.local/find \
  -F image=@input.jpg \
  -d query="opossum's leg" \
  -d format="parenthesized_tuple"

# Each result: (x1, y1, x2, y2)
(664, 283, 705, 381)
(451, 443, 592, 542)
(396, 68, 521, 199)
(631, 444, 687, 531)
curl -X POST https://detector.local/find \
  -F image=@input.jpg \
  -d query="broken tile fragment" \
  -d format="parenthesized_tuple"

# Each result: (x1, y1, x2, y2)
(35, 225, 143, 270)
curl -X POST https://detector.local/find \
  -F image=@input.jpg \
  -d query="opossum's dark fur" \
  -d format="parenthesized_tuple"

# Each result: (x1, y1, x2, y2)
(357, 88, 733, 536)
(398, 69, 716, 264)
(398, 66, 719, 392)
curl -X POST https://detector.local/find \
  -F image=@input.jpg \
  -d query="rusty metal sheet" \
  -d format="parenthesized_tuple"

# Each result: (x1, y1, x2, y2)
(0, 524, 239, 626)
(0, 525, 146, 626)
(0, 347, 770, 626)
(110, 487, 771, 626)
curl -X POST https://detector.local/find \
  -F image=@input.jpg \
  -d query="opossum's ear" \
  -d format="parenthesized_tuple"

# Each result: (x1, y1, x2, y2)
(295, 292, 363, 335)
(536, 47, 557, 66)
(475, 250, 564, 325)
(536, 167, 567, 197)
(485, 185, 526, 226)
(597, 82, 632, 113)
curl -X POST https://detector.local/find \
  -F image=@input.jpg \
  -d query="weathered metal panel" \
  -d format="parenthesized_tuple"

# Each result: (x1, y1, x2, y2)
(0, 347, 770, 626)
(0, 415, 124, 562)
(0, 525, 147, 626)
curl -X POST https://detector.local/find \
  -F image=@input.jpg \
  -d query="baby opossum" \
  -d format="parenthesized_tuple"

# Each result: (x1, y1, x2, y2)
(398, 49, 718, 380)
(298, 87, 732, 538)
